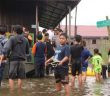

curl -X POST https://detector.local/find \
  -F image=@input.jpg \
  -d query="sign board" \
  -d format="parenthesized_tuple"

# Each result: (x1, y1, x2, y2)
(97, 20, 110, 27)
(31, 25, 36, 28)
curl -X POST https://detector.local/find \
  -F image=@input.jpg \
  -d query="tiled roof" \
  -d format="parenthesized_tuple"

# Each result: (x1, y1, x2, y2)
(60, 25, 108, 37)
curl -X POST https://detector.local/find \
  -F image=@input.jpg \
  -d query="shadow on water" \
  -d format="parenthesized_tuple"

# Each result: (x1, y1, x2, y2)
(0, 76, 110, 96)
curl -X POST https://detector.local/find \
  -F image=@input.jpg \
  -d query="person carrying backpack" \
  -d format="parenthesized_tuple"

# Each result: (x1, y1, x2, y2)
(2, 25, 29, 90)
(0, 25, 8, 86)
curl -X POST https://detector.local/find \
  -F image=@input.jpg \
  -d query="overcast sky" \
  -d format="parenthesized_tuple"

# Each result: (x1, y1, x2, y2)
(61, 0, 110, 25)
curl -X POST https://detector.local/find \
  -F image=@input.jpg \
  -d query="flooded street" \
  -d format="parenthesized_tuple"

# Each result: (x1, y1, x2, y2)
(0, 76, 110, 96)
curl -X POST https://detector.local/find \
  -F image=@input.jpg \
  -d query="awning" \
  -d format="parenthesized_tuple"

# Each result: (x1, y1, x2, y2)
(0, 0, 81, 29)
(38, 0, 81, 28)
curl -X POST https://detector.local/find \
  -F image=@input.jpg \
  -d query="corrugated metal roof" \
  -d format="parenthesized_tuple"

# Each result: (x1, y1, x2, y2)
(0, 0, 81, 28)
(38, 0, 81, 28)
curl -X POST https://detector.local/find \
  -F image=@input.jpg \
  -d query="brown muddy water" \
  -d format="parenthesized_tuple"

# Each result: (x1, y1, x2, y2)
(0, 76, 110, 96)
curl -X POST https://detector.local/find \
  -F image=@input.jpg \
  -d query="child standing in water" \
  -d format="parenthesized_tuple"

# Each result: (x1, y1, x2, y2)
(70, 35, 83, 89)
(32, 34, 47, 78)
(92, 48, 103, 82)
(81, 40, 92, 82)
(46, 33, 70, 96)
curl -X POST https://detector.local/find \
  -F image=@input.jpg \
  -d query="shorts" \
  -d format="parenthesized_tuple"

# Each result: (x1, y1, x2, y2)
(54, 66, 69, 84)
(82, 67, 87, 72)
(0, 62, 5, 81)
(94, 67, 102, 73)
(82, 61, 88, 67)
(9, 61, 25, 79)
(71, 59, 82, 76)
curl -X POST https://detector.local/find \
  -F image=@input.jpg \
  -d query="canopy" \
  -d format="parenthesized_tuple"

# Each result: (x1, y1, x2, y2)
(0, 0, 81, 28)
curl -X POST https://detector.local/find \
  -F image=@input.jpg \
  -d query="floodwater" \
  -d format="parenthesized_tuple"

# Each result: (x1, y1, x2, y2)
(0, 76, 110, 96)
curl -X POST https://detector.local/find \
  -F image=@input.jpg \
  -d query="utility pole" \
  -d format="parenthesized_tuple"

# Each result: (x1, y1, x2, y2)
(35, 4, 39, 43)
(106, 16, 110, 42)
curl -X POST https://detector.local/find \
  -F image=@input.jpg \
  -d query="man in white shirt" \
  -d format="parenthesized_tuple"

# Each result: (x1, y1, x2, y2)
(52, 28, 63, 48)
(47, 29, 54, 41)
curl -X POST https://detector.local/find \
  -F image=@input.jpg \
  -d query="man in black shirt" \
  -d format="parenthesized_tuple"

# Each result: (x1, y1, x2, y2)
(70, 35, 83, 89)
(45, 33, 54, 75)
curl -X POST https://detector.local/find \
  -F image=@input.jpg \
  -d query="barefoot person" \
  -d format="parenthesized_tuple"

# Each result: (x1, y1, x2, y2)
(2, 25, 29, 90)
(70, 35, 84, 89)
(81, 40, 92, 82)
(91, 48, 103, 82)
(46, 33, 70, 96)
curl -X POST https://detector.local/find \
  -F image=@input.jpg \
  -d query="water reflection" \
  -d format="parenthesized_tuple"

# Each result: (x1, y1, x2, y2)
(0, 76, 110, 96)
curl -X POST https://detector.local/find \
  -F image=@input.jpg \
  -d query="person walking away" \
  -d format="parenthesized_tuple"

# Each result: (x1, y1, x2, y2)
(45, 33, 54, 75)
(98, 53, 107, 79)
(0, 25, 8, 86)
(91, 48, 103, 82)
(102, 63, 107, 79)
(81, 40, 92, 82)
(70, 35, 84, 89)
(32, 34, 47, 78)
(46, 33, 70, 96)
(108, 49, 110, 77)
(2, 25, 29, 90)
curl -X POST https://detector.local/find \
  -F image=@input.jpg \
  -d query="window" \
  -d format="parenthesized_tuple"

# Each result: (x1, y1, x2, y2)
(92, 39, 96, 44)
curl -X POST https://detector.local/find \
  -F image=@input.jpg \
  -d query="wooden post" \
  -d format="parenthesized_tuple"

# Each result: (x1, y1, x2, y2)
(0, 5, 1, 25)
(58, 23, 60, 29)
(106, 16, 110, 42)
(35, 4, 39, 43)
(106, 16, 110, 77)
(65, 15, 68, 34)
(68, 6, 71, 45)
(74, 6, 77, 36)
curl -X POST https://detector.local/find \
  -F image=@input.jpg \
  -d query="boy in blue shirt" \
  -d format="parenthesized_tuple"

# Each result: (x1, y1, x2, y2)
(81, 40, 92, 82)
(46, 33, 70, 96)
